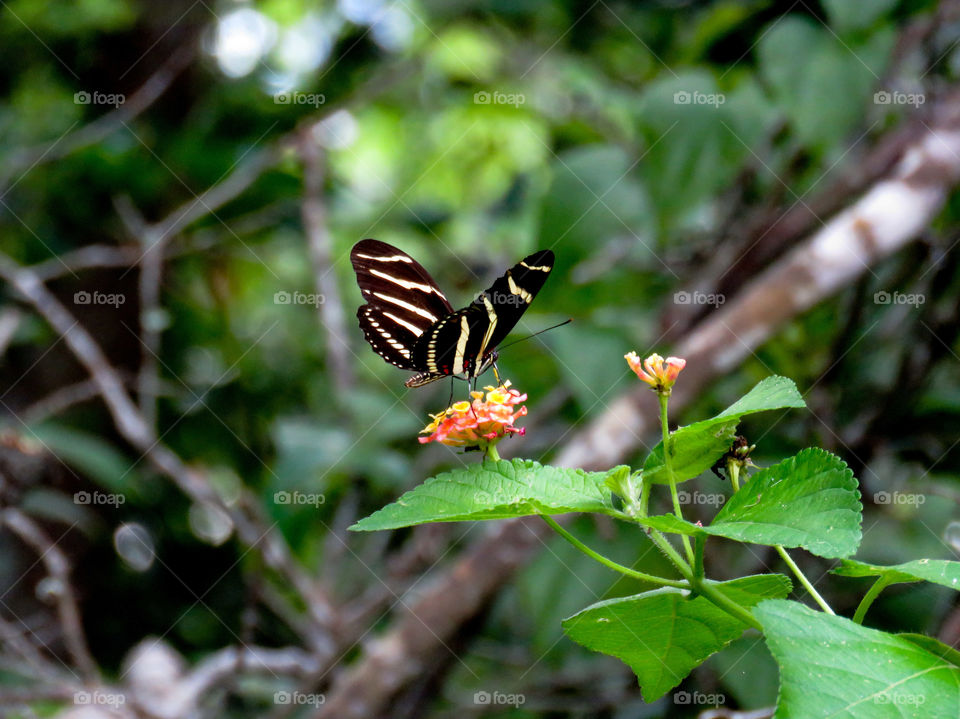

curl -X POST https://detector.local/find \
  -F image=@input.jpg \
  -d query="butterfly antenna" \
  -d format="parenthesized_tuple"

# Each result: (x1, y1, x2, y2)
(497, 319, 573, 353)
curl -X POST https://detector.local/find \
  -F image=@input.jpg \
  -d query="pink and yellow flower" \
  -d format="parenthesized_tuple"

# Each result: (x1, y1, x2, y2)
(419, 383, 527, 448)
(625, 352, 686, 392)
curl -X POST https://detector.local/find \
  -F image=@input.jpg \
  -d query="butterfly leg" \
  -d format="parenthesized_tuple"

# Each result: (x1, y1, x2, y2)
(448, 378, 455, 407)
(492, 362, 502, 387)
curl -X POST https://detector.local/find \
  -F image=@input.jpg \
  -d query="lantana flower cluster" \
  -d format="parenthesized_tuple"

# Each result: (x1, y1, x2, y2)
(625, 352, 686, 393)
(419, 383, 527, 448)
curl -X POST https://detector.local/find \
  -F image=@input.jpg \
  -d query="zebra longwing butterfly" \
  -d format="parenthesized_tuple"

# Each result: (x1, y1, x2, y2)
(350, 239, 554, 388)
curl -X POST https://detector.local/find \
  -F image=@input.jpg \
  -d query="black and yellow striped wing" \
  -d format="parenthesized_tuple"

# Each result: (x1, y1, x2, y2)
(410, 249, 554, 384)
(351, 239, 454, 371)
(471, 249, 554, 352)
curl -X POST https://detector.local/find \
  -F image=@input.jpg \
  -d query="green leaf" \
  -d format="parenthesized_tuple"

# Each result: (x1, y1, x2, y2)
(899, 634, 960, 670)
(350, 459, 621, 531)
(757, 600, 960, 718)
(644, 376, 805, 484)
(640, 450, 862, 558)
(709, 448, 862, 558)
(29, 423, 138, 494)
(563, 574, 791, 702)
(822, 0, 897, 33)
(637, 70, 777, 226)
(832, 558, 960, 592)
(759, 17, 890, 151)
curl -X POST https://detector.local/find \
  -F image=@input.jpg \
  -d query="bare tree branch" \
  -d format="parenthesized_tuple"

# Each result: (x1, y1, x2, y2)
(32, 245, 142, 283)
(298, 130, 355, 396)
(1, 508, 98, 681)
(0, 255, 338, 656)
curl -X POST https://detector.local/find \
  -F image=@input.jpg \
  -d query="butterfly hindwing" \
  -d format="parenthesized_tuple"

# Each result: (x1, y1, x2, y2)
(357, 306, 420, 370)
(411, 305, 490, 381)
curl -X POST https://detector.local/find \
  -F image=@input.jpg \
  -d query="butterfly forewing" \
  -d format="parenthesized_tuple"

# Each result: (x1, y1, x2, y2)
(351, 239, 454, 325)
(472, 249, 554, 353)
(409, 249, 555, 381)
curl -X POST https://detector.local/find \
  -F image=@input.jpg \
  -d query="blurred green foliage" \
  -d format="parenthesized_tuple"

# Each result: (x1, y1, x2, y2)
(1, 0, 959, 716)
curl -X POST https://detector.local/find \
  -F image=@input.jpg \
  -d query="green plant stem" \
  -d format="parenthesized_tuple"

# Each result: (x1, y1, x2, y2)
(694, 534, 705, 580)
(695, 578, 764, 631)
(539, 515, 687, 588)
(645, 525, 762, 630)
(775, 545, 835, 615)
(638, 474, 651, 518)
(658, 392, 695, 564)
(646, 527, 692, 577)
(853, 576, 891, 624)
(486, 443, 501, 462)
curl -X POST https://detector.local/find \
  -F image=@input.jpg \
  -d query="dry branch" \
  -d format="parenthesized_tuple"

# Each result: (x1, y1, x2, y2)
(1, 508, 98, 681)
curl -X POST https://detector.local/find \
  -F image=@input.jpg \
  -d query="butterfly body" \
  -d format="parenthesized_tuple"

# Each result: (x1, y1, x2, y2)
(350, 239, 554, 387)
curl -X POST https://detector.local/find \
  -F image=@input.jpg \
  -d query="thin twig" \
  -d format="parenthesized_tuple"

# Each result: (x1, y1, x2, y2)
(1, 508, 98, 681)
(298, 130, 355, 396)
